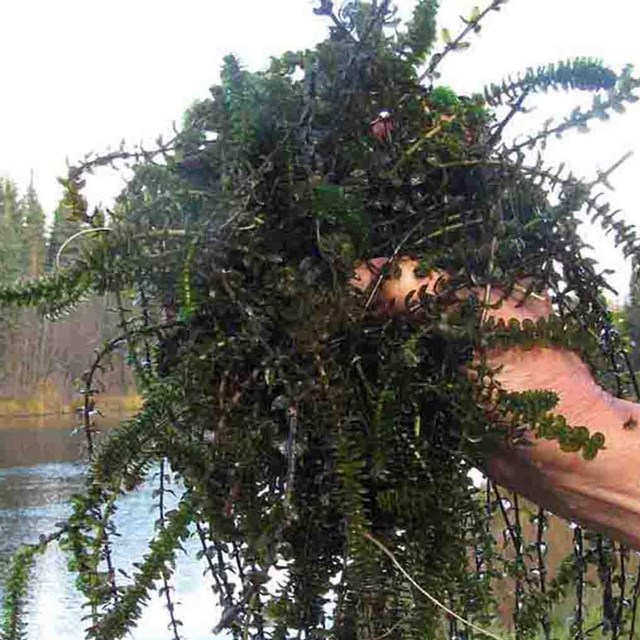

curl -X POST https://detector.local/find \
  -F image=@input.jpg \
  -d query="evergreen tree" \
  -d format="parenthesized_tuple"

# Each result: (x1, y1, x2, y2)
(45, 202, 83, 271)
(0, 179, 25, 382)
(0, 178, 24, 284)
(19, 174, 46, 277)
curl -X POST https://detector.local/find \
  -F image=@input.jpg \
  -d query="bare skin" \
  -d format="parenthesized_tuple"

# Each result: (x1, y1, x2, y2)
(352, 257, 640, 550)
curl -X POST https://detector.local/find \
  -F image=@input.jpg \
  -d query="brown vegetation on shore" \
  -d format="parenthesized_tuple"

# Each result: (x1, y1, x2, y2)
(0, 387, 141, 429)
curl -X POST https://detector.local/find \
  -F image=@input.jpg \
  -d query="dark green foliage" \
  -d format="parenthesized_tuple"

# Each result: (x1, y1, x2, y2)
(0, 265, 93, 319)
(497, 389, 605, 460)
(0, 179, 25, 286)
(46, 202, 84, 270)
(20, 178, 46, 276)
(0, 530, 64, 640)
(483, 58, 618, 106)
(87, 498, 193, 640)
(399, 0, 439, 63)
(1, 2, 640, 639)
(505, 64, 639, 152)
(1, 546, 36, 640)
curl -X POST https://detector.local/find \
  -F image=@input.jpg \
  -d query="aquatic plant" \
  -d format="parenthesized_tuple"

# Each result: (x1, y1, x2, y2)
(1, 2, 640, 638)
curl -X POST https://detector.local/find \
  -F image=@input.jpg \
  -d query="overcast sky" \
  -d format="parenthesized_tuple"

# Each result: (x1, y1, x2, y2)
(1, 0, 638, 300)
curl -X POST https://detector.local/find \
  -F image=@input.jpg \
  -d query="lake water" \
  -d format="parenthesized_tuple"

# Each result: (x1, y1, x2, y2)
(0, 422, 223, 639)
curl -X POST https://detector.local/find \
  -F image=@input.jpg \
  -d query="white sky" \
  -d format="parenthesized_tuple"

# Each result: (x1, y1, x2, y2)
(1, 0, 639, 301)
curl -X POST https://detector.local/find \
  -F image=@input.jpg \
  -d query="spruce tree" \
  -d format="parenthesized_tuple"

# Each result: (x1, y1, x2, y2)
(0, 178, 24, 285)
(19, 174, 46, 277)
(45, 202, 84, 271)
(0, 179, 25, 384)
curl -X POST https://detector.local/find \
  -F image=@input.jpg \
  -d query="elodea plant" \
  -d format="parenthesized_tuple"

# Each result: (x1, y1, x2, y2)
(2, 1, 640, 639)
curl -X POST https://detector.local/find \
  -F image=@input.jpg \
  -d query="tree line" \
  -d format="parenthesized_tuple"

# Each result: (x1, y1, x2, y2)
(0, 177, 131, 412)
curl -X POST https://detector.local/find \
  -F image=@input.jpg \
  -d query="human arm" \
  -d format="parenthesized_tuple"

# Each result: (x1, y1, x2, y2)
(352, 257, 640, 549)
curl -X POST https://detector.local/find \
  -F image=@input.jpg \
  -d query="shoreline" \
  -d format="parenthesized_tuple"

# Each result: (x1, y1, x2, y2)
(0, 393, 141, 430)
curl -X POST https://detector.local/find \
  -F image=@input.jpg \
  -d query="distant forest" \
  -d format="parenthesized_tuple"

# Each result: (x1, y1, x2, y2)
(0, 177, 132, 412)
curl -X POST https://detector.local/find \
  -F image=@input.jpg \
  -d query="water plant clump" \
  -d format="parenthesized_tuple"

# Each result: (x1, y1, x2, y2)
(1, 2, 640, 639)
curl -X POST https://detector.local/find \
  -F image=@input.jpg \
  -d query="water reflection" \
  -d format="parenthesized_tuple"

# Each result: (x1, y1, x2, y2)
(0, 418, 87, 468)
(0, 424, 223, 639)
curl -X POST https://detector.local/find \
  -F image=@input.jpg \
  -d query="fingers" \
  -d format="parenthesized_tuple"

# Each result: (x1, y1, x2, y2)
(351, 257, 447, 313)
(481, 284, 552, 325)
(351, 257, 551, 322)
(350, 257, 387, 293)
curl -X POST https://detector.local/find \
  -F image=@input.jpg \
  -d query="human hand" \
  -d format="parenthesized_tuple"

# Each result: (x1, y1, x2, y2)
(352, 256, 640, 549)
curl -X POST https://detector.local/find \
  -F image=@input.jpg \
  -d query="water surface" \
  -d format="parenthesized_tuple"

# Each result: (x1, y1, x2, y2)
(0, 422, 222, 639)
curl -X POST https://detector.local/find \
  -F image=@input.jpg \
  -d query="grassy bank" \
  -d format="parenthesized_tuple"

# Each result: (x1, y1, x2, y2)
(0, 382, 141, 428)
